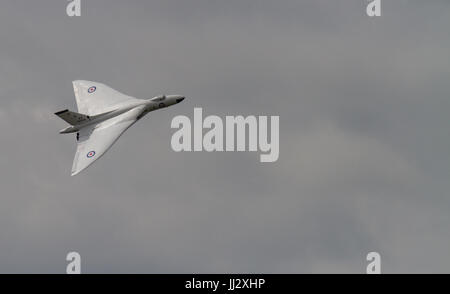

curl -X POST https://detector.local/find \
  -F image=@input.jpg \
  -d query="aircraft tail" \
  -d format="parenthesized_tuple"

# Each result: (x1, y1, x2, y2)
(55, 109, 91, 126)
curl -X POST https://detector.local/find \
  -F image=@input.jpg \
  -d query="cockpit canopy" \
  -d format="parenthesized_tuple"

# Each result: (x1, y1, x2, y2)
(150, 95, 166, 102)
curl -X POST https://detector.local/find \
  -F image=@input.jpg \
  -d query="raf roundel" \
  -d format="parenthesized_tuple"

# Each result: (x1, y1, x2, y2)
(88, 86, 97, 94)
(87, 151, 96, 158)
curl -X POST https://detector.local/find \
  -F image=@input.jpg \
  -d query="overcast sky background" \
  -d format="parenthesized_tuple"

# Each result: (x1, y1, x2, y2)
(0, 0, 449, 273)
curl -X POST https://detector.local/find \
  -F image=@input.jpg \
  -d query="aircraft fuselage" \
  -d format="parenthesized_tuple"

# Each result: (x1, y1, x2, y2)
(59, 95, 184, 134)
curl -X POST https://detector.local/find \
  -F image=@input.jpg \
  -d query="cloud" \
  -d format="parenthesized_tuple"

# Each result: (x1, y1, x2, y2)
(0, 0, 449, 273)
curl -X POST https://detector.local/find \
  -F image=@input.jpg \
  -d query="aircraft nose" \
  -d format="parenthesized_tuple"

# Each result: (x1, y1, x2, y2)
(176, 96, 185, 103)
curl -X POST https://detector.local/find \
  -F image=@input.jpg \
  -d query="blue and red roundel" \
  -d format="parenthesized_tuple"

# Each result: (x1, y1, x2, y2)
(88, 86, 97, 94)
(87, 151, 96, 158)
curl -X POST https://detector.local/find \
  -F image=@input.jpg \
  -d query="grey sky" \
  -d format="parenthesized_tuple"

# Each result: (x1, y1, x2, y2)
(0, 0, 449, 273)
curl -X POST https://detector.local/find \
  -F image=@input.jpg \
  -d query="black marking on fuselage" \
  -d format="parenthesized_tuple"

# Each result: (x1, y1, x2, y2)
(55, 109, 69, 115)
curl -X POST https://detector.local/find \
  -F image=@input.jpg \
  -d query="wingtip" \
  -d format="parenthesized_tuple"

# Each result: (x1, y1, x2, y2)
(71, 165, 88, 176)
(71, 169, 81, 176)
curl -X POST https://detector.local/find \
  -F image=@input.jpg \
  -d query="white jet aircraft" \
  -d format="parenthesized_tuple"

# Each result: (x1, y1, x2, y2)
(55, 80, 185, 176)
